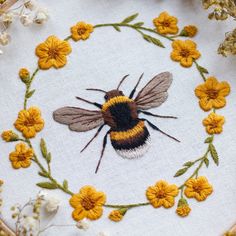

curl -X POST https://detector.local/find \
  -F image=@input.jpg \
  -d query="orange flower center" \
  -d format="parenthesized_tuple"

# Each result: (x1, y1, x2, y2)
(206, 89, 218, 99)
(209, 121, 219, 129)
(48, 47, 59, 59)
(193, 183, 203, 193)
(77, 27, 87, 35)
(156, 189, 166, 198)
(24, 117, 36, 127)
(180, 49, 190, 57)
(161, 20, 171, 27)
(17, 153, 26, 161)
(81, 196, 95, 210)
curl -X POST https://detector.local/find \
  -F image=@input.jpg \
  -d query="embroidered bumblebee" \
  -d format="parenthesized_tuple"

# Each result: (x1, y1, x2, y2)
(53, 72, 179, 173)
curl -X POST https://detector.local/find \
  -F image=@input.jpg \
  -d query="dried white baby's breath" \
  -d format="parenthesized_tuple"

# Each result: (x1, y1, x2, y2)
(76, 219, 90, 231)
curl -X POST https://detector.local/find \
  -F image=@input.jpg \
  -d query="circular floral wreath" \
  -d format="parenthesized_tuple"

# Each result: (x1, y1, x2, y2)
(2, 12, 231, 223)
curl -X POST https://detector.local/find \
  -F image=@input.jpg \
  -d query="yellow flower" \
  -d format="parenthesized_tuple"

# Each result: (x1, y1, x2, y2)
(153, 11, 178, 35)
(195, 77, 230, 111)
(19, 68, 30, 81)
(146, 180, 179, 208)
(9, 143, 33, 169)
(184, 176, 213, 201)
(176, 198, 191, 217)
(1, 130, 19, 142)
(108, 208, 127, 222)
(70, 22, 93, 41)
(181, 25, 198, 37)
(35, 35, 72, 70)
(14, 107, 44, 139)
(203, 112, 225, 134)
(171, 39, 201, 67)
(70, 186, 106, 221)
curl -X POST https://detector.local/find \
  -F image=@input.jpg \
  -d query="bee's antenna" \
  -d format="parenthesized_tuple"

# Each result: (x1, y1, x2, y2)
(117, 74, 129, 90)
(76, 96, 102, 109)
(129, 73, 144, 99)
(86, 88, 107, 93)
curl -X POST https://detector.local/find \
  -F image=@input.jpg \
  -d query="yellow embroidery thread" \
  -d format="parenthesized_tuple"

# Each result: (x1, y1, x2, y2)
(102, 96, 133, 112)
(110, 121, 145, 141)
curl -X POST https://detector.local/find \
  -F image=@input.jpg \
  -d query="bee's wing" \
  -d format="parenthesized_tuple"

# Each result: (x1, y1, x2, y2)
(134, 72, 172, 110)
(53, 106, 104, 132)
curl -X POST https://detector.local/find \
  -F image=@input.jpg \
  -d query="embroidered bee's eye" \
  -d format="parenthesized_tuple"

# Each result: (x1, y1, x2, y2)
(104, 95, 108, 100)
(119, 91, 123, 95)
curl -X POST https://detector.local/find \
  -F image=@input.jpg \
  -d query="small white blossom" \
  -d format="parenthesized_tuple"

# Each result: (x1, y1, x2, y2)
(45, 195, 60, 213)
(24, 0, 38, 10)
(20, 14, 33, 26)
(76, 219, 89, 231)
(37, 190, 48, 199)
(34, 9, 48, 24)
(1, 13, 14, 27)
(0, 32, 11, 46)
(23, 216, 39, 234)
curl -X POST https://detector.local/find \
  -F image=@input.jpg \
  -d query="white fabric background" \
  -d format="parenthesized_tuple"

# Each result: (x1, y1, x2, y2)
(0, 0, 236, 235)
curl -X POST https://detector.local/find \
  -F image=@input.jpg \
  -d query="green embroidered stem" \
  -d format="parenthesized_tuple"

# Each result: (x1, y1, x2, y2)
(23, 67, 39, 109)
(194, 60, 207, 82)
(177, 135, 214, 190)
(64, 35, 71, 41)
(93, 23, 174, 41)
(104, 202, 150, 209)
(24, 139, 74, 196)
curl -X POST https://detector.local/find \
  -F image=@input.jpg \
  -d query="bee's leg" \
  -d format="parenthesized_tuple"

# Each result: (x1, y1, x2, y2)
(141, 118, 180, 142)
(76, 96, 102, 109)
(80, 124, 106, 153)
(129, 73, 144, 99)
(95, 130, 110, 173)
(138, 110, 177, 119)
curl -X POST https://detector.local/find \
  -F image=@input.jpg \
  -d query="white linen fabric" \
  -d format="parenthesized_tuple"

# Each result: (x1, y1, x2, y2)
(0, 0, 236, 235)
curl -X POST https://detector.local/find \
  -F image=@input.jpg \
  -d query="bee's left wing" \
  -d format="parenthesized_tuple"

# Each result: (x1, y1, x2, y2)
(134, 72, 172, 110)
(53, 107, 104, 132)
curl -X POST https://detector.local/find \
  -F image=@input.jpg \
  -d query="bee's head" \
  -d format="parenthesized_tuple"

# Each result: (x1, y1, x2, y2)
(104, 90, 124, 101)
(86, 74, 129, 101)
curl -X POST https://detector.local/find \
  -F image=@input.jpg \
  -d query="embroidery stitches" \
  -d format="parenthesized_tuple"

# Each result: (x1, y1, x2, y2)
(54, 72, 178, 172)
(1, 12, 231, 227)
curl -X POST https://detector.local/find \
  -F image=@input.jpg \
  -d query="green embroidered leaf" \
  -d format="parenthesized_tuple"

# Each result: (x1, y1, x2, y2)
(143, 35, 165, 48)
(198, 65, 209, 74)
(113, 25, 121, 32)
(63, 180, 68, 190)
(40, 138, 47, 158)
(204, 136, 213, 143)
(204, 158, 209, 168)
(174, 167, 188, 177)
(46, 152, 51, 163)
(36, 182, 58, 189)
(183, 161, 193, 167)
(209, 144, 219, 165)
(26, 89, 35, 98)
(134, 22, 144, 27)
(38, 171, 49, 178)
(121, 13, 139, 23)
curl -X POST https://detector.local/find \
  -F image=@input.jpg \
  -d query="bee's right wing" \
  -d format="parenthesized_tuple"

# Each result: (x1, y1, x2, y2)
(134, 72, 173, 110)
(53, 107, 104, 132)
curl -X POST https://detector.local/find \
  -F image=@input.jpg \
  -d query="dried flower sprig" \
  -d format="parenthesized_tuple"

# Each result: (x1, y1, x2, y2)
(218, 28, 236, 56)
(9, 191, 78, 235)
(202, 0, 236, 56)
(0, 0, 49, 55)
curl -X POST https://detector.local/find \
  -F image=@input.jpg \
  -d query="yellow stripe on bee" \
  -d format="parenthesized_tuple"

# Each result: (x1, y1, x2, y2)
(102, 96, 133, 112)
(110, 121, 145, 141)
